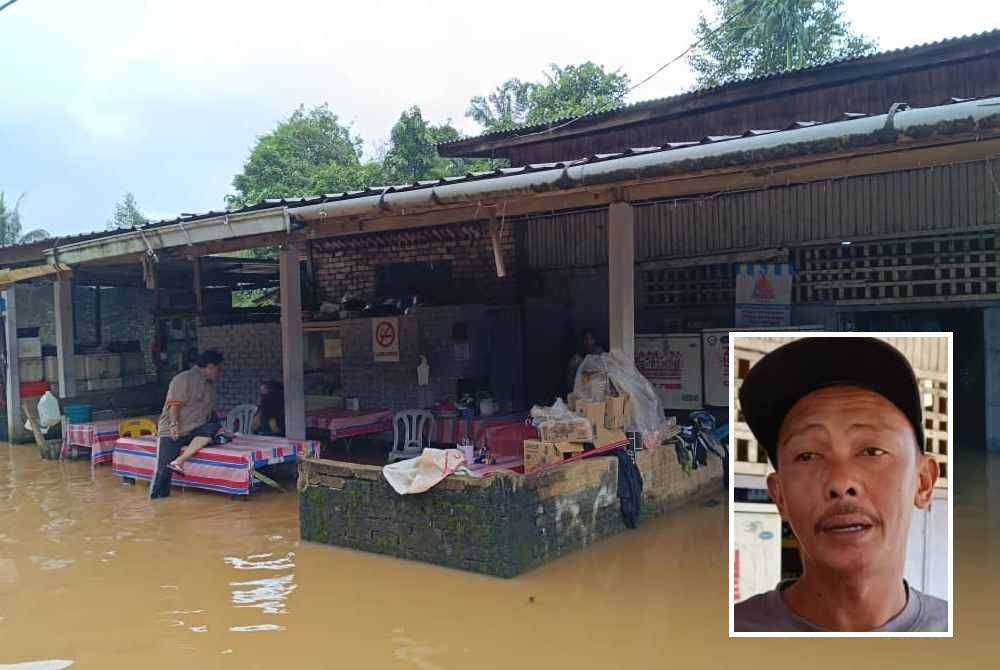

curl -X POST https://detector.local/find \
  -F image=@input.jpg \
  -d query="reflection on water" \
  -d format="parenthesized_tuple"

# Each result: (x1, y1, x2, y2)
(0, 441, 998, 667)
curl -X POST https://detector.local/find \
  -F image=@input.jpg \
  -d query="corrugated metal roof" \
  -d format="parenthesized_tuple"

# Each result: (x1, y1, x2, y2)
(440, 28, 1000, 147)
(9, 93, 994, 264)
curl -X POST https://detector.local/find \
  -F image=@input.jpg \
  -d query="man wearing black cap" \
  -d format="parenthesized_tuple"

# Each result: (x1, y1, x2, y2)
(734, 337, 947, 633)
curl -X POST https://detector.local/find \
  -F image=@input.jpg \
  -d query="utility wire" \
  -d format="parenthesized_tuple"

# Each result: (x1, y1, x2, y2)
(515, 0, 761, 140)
(0, 1, 20, 14)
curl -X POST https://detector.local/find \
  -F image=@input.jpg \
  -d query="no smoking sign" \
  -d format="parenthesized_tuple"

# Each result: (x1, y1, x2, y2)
(372, 317, 400, 362)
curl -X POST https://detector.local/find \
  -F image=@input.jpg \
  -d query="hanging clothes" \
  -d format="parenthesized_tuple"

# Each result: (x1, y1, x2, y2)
(613, 448, 644, 529)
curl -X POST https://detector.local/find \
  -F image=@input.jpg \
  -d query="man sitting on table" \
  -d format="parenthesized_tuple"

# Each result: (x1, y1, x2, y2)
(150, 349, 225, 499)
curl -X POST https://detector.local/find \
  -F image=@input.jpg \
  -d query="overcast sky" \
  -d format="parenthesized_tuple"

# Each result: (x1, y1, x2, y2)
(1, 0, 995, 237)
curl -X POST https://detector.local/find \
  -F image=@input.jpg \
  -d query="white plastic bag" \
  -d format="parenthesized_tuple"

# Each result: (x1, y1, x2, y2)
(382, 448, 467, 495)
(30, 391, 62, 433)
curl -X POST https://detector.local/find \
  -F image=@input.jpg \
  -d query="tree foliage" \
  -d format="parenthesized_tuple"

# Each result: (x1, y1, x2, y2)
(228, 104, 364, 207)
(383, 106, 490, 184)
(0, 191, 49, 247)
(228, 104, 493, 214)
(689, 0, 877, 88)
(467, 62, 630, 133)
(107, 192, 147, 230)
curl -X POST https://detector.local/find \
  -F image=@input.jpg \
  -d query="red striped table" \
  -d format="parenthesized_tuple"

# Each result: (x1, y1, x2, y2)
(62, 416, 158, 466)
(112, 434, 320, 497)
(304, 408, 393, 440)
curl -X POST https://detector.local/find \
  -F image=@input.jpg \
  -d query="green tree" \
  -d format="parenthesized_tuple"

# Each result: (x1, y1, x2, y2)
(0, 191, 49, 246)
(383, 106, 491, 184)
(107, 192, 147, 230)
(466, 62, 630, 133)
(227, 104, 364, 207)
(467, 79, 533, 133)
(688, 0, 877, 88)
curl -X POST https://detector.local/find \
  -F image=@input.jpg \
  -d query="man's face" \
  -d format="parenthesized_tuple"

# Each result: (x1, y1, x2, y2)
(766, 386, 938, 579)
(202, 363, 223, 382)
(583, 333, 597, 352)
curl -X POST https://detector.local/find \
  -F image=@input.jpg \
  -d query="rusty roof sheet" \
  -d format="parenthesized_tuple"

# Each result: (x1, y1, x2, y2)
(439, 29, 1000, 148)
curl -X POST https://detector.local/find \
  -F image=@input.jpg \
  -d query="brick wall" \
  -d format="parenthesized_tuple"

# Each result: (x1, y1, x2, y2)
(339, 306, 490, 411)
(308, 221, 518, 307)
(196, 323, 282, 410)
(299, 445, 723, 577)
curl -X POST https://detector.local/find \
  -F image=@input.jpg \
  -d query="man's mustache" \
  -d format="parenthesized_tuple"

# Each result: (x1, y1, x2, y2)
(815, 504, 881, 533)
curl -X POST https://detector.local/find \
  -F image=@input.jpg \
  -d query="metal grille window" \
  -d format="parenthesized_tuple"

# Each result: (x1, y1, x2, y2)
(793, 230, 1000, 304)
(640, 263, 734, 307)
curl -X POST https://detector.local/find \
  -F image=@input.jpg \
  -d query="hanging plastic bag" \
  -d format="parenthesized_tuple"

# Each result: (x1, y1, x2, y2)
(36, 391, 62, 433)
(382, 448, 467, 495)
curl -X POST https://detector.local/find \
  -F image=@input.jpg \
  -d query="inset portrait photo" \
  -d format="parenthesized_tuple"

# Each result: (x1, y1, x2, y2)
(729, 333, 952, 636)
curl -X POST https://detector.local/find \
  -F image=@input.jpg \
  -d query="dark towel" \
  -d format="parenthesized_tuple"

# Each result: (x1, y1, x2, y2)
(613, 448, 644, 529)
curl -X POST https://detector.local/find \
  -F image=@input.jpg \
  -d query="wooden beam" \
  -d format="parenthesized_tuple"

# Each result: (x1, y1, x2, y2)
(3, 287, 22, 443)
(53, 276, 77, 398)
(192, 257, 203, 315)
(279, 244, 305, 440)
(608, 202, 635, 361)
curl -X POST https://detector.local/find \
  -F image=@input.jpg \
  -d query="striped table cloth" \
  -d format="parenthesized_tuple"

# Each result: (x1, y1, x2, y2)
(112, 434, 320, 496)
(304, 408, 393, 440)
(429, 412, 530, 449)
(62, 416, 158, 466)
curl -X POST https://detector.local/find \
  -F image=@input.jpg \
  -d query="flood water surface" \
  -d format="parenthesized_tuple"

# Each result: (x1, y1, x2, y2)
(1, 443, 997, 668)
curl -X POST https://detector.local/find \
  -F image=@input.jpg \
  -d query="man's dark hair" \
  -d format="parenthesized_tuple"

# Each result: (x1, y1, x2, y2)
(196, 349, 224, 367)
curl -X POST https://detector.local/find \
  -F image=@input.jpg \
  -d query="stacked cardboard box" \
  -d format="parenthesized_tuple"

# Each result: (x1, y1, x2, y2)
(523, 392, 631, 474)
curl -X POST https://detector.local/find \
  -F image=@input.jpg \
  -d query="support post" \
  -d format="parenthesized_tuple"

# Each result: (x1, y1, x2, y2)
(192, 257, 203, 315)
(54, 276, 77, 398)
(3, 287, 22, 443)
(279, 244, 305, 441)
(984, 307, 1000, 451)
(608, 202, 635, 361)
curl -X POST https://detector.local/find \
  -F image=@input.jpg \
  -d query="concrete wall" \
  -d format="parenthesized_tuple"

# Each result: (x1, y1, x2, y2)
(14, 281, 155, 371)
(196, 323, 282, 410)
(299, 445, 723, 578)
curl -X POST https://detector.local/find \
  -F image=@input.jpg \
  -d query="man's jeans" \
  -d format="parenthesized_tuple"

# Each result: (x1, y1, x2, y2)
(149, 421, 219, 499)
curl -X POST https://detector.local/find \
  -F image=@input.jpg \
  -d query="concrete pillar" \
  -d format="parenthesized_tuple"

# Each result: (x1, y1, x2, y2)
(3, 286, 22, 443)
(608, 202, 635, 361)
(984, 307, 1000, 451)
(54, 277, 77, 398)
(279, 244, 305, 441)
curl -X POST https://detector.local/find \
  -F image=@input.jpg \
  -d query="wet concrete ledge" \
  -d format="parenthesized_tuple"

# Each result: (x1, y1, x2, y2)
(297, 447, 723, 578)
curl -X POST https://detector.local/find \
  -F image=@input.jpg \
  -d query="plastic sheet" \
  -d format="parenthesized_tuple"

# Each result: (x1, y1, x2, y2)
(382, 448, 467, 495)
(573, 351, 668, 437)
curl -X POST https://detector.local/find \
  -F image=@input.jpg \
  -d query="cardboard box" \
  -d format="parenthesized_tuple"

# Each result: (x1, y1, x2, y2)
(18, 357, 44, 383)
(578, 401, 605, 429)
(605, 395, 626, 429)
(17, 337, 41, 359)
(537, 415, 593, 443)
(523, 440, 584, 473)
(594, 425, 628, 448)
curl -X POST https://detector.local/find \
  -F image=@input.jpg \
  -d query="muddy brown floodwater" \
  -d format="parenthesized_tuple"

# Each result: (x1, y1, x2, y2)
(1, 443, 998, 669)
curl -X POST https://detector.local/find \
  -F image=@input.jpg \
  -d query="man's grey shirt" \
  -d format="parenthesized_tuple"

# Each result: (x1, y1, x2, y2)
(734, 580, 948, 632)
